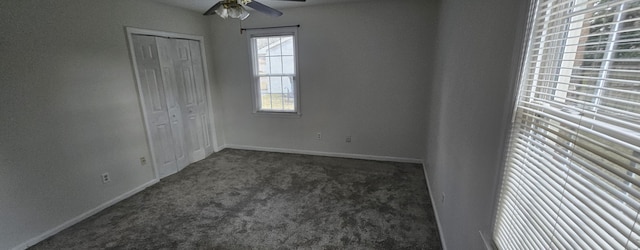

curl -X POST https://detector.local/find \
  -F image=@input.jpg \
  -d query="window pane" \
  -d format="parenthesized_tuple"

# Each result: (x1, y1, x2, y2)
(258, 56, 270, 75)
(256, 37, 270, 56)
(283, 56, 294, 74)
(282, 77, 295, 111)
(269, 76, 282, 94)
(270, 56, 283, 74)
(283, 76, 293, 94)
(257, 77, 295, 112)
(259, 77, 269, 92)
(261, 93, 272, 110)
(282, 36, 294, 55)
(261, 77, 282, 110)
(259, 77, 271, 110)
(270, 94, 284, 110)
(268, 37, 282, 56)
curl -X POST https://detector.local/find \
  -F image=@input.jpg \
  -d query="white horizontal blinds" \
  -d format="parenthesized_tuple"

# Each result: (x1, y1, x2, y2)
(494, 0, 640, 249)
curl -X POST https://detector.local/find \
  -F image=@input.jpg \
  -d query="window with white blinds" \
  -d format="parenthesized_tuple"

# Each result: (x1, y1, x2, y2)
(494, 0, 640, 249)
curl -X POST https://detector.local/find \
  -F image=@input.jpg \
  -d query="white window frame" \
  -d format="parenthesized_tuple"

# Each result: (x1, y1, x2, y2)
(246, 27, 301, 116)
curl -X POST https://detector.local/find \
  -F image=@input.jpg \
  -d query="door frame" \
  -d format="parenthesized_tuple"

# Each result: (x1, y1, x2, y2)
(125, 27, 219, 180)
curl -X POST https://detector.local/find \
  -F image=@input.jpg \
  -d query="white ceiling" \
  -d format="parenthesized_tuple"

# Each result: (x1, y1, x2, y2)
(150, 0, 374, 13)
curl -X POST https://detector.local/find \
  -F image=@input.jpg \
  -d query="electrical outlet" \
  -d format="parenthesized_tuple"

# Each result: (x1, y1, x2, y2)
(101, 173, 111, 184)
(140, 157, 147, 165)
(316, 132, 322, 140)
(346, 136, 352, 143)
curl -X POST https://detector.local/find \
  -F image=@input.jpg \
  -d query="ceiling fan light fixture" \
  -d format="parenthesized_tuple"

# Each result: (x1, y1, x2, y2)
(214, 2, 250, 20)
(229, 6, 250, 20)
(204, 0, 302, 18)
(214, 6, 228, 18)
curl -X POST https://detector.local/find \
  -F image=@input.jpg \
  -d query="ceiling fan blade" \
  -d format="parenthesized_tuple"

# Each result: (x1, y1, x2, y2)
(246, 1, 283, 17)
(203, 2, 222, 16)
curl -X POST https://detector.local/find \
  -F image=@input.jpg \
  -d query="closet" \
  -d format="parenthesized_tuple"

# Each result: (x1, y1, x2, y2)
(130, 34, 213, 178)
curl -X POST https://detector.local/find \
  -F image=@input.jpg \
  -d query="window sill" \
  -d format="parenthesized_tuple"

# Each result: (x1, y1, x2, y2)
(252, 110, 302, 118)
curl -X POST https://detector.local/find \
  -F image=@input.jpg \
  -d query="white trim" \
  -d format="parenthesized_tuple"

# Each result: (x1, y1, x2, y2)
(422, 162, 448, 250)
(223, 144, 423, 164)
(488, 0, 535, 241)
(252, 111, 302, 118)
(12, 179, 158, 250)
(125, 28, 160, 181)
(246, 26, 302, 115)
(125, 27, 203, 41)
(199, 37, 221, 155)
(214, 144, 227, 153)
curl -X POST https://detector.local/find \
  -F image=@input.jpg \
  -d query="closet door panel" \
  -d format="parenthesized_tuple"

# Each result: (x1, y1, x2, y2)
(189, 40, 212, 153)
(174, 39, 205, 162)
(157, 37, 189, 170)
(132, 35, 178, 178)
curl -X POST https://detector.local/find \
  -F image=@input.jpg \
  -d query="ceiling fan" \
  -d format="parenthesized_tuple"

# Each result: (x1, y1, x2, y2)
(203, 0, 305, 20)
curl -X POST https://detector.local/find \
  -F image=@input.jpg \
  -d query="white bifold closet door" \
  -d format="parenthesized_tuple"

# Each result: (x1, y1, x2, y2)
(132, 34, 212, 179)
(173, 39, 212, 162)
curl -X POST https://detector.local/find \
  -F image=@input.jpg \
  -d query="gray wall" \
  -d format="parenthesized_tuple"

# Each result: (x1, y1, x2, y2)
(210, 0, 438, 160)
(0, 1, 218, 249)
(424, 0, 529, 249)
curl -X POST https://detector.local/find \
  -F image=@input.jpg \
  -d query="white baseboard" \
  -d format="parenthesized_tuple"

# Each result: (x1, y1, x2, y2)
(12, 179, 159, 250)
(422, 163, 448, 250)
(480, 230, 496, 250)
(222, 144, 423, 164)
(214, 144, 226, 153)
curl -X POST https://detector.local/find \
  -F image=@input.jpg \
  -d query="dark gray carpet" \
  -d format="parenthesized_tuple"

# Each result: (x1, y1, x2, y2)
(31, 149, 441, 249)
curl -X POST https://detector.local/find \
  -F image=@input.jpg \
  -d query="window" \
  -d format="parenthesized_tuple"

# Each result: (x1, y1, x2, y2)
(494, 0, 640, 249)
(247, 27, 299, 114)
